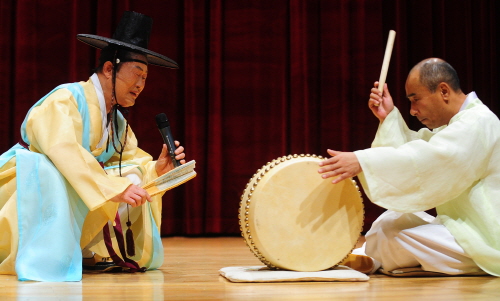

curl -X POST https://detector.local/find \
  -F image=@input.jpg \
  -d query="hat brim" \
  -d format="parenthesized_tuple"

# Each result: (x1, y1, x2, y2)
(77, 34, 179, 69)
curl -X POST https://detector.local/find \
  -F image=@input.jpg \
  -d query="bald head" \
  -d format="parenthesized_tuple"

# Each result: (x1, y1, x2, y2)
(409, 58, 462, 94)
(405, 58, 467, 129)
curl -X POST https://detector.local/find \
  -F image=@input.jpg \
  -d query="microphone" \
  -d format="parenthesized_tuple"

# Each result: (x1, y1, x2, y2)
(155, 113, 180, 168)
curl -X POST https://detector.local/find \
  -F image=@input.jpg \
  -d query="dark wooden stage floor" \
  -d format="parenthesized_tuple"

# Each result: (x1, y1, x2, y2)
(0, 237, 499, 300)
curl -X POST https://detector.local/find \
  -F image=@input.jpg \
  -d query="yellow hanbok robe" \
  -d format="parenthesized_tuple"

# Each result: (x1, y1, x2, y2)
(0, 78, 164, 281)
(355, 96, 500, 276)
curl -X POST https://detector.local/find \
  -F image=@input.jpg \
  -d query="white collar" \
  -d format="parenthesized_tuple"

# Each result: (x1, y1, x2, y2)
(459, 91, 477, 112)
(90, 73, 109, 148)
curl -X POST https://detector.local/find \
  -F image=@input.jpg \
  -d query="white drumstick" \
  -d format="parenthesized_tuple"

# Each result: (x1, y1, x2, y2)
(378, 30, 396, 93)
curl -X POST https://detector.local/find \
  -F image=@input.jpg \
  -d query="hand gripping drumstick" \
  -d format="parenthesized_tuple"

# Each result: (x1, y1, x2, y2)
(376, 30, 396, 105)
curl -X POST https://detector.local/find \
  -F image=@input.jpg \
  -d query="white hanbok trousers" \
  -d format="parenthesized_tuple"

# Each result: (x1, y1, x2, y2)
(357, 210, 485, 275)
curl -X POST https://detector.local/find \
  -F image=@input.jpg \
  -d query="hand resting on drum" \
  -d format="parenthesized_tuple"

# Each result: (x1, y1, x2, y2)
(318, 149, 362, 184)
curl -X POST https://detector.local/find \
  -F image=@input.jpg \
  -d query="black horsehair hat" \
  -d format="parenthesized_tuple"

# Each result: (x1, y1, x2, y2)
(77, 11, 178, 69)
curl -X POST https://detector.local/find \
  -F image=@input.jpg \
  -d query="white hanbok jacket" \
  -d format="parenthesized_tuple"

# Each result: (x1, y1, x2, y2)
(355, 94, 500, 276)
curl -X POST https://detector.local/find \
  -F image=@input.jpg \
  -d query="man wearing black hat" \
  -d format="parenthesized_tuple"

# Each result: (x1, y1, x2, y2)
(0, 11, 183, 281)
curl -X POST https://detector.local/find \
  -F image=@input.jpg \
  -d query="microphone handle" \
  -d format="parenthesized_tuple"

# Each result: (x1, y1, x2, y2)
(159, 126, 180, 168)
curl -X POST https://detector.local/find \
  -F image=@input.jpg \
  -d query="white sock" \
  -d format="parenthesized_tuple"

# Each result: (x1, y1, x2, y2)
(82, 249, 94, 259)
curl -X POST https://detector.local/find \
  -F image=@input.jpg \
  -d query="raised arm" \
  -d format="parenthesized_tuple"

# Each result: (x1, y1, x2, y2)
(369, 82, 394, 123)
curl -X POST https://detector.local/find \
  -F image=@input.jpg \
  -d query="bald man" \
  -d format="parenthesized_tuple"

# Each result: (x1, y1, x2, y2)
(320, 58, 500, 276)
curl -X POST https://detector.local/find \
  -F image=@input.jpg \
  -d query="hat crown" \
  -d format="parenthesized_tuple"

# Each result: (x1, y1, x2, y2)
(76, 11, 178, 68)
(112, 11, 152, 50)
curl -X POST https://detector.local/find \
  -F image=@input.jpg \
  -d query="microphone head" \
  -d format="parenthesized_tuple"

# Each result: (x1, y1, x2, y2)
(155, 113, 170, 128)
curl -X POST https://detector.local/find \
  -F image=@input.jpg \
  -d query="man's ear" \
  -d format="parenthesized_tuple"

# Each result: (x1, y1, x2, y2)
(102, 61, 114, 79)
(438, 82, 450, 103)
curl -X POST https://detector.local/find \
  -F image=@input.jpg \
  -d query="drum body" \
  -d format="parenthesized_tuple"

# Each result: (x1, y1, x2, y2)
(239, 154, 364, 272)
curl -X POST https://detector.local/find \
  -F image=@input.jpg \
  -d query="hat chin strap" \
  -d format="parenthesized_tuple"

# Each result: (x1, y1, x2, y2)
(110, 52, 137, 258)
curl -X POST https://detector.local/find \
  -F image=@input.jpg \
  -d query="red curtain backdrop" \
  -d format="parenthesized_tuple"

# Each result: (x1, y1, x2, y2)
(1, 0, 498, 235)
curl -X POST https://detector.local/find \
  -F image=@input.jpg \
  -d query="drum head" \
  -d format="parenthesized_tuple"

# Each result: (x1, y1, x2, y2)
(239, 155, 364, 272)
